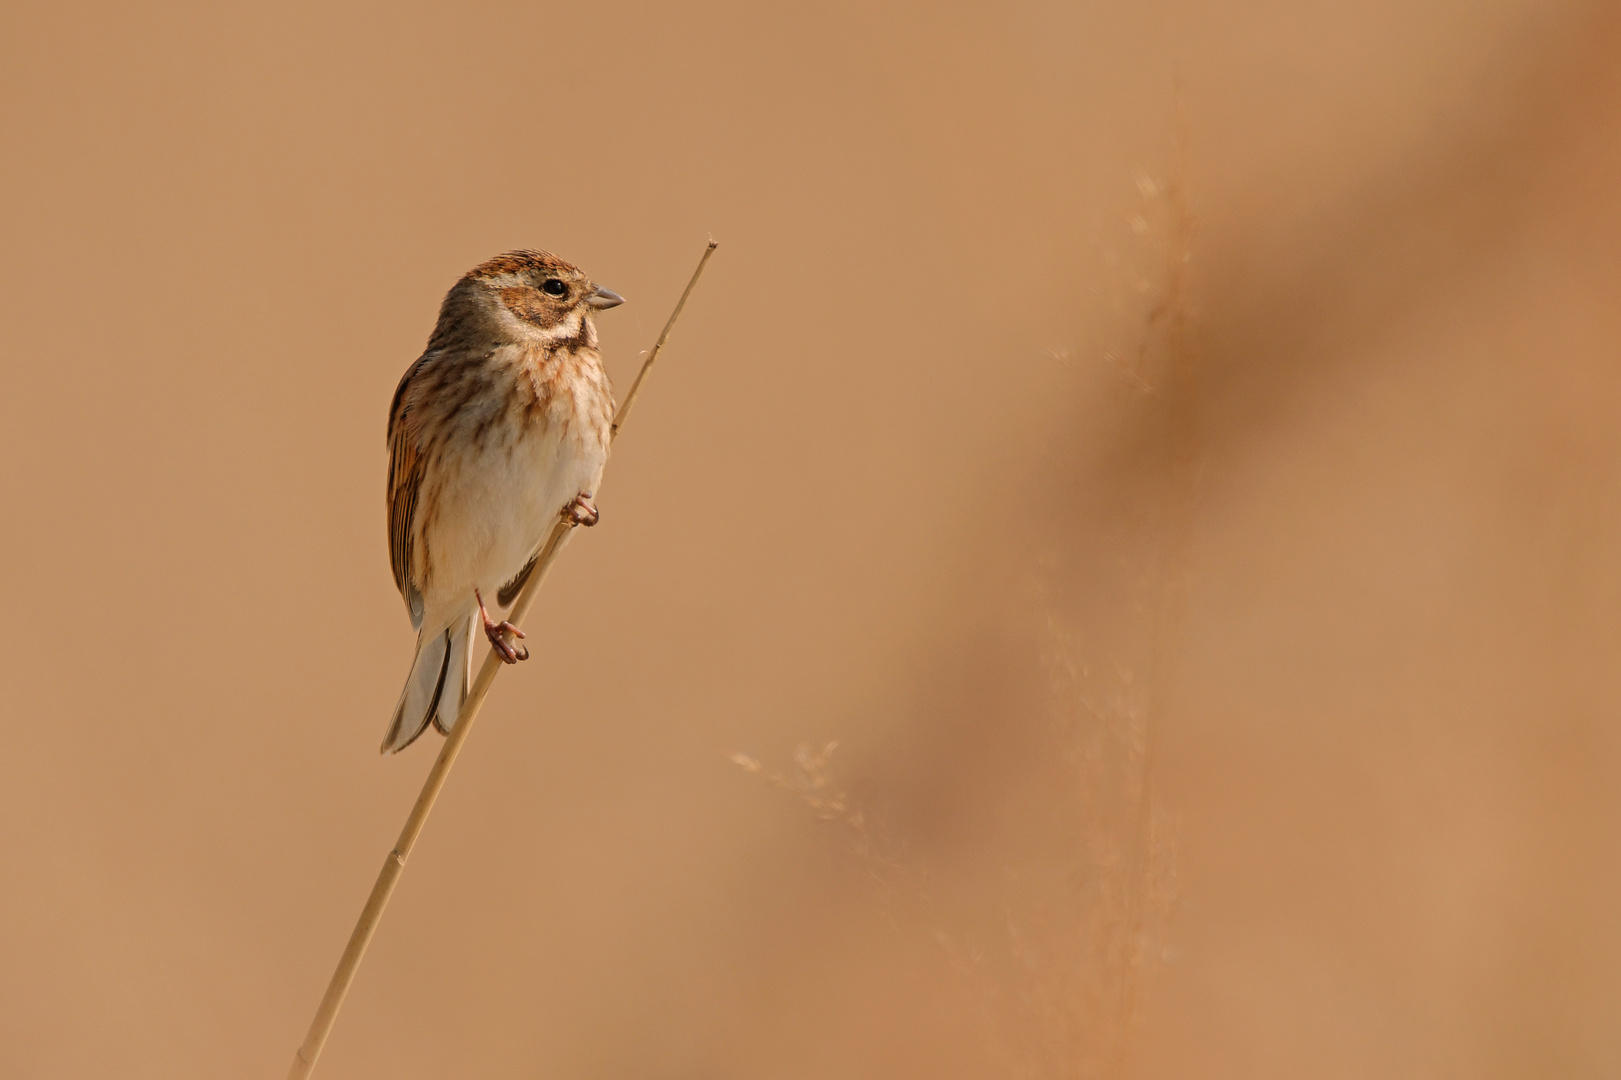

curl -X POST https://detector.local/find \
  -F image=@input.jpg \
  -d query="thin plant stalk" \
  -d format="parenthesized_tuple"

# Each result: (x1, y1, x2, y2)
(285, 241, 718, 1080)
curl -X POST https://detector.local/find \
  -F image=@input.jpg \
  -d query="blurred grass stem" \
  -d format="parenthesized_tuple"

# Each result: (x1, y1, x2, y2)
(285, 241, 717, 1080)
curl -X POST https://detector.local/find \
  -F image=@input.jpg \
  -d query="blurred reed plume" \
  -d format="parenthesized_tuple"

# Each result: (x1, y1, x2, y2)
(731, 172, 1197, 1079)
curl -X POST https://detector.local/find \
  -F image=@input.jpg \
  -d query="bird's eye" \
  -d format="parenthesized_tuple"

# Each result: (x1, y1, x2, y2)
(541, 279, 567, 297)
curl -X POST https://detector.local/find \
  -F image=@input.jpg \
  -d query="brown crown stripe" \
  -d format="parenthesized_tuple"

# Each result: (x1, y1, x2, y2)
(467, 249, 580, 280)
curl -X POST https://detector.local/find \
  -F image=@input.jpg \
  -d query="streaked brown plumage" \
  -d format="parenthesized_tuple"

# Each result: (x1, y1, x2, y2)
(381, 250, 622, 754)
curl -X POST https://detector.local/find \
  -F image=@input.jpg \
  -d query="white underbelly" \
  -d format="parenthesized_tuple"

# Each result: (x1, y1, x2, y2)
(421, 424, 604, 619)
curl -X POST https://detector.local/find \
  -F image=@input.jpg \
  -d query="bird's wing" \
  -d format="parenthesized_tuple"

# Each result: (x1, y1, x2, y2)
(497, 552, 539, 608)
(387, 360, 429, 630)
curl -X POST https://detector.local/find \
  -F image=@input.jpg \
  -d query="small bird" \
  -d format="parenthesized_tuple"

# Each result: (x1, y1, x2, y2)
(381, 250, 623, 754)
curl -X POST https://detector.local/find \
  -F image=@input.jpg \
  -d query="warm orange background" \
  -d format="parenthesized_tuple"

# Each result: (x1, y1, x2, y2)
(3, 2, 1619, 1077)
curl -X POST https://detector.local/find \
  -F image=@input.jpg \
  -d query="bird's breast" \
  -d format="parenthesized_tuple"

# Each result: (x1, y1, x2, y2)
(416, 343, 613, 607)
(509, 343, 615, 457)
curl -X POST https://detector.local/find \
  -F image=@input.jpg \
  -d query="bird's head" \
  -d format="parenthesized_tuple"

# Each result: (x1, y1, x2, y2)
(434, 249, 625, 350)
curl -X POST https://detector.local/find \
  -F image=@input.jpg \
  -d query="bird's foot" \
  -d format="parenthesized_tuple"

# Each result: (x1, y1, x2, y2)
(475, 588, 528, 663)
(565, 491, 600, 527)
(484, 618, 528, 663)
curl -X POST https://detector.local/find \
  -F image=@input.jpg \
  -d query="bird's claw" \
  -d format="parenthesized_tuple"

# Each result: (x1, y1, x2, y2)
(483, 618, 528, 664)
(474, 586, 528, 663)
(565, 491, 600, 527)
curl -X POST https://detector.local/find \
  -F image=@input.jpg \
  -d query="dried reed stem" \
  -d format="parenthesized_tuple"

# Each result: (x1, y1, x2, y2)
(285, 241, 718, 1080)
(613, 239, 716, 439)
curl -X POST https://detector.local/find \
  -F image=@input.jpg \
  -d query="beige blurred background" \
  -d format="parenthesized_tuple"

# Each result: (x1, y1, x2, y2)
(3, 1, 1619, 1076)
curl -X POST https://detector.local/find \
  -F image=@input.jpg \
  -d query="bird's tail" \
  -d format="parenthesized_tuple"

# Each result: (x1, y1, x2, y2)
(381, 614, 474, 755)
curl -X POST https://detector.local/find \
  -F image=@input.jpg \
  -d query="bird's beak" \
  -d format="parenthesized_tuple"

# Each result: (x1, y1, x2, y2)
(586, 285, 625, 310)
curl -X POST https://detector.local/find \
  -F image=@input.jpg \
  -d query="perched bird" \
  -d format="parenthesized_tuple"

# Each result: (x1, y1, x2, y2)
(381, 250, 623, 754)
